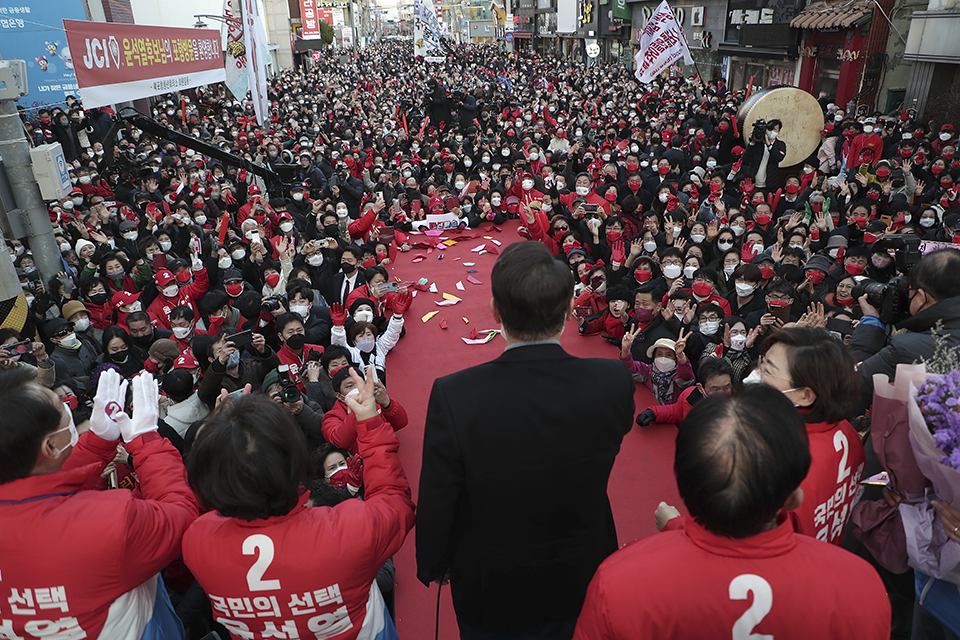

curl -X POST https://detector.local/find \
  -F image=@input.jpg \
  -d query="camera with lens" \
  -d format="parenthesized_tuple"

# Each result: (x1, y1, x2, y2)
(276, 364, 302, 403)
(850, 233, 922, 326)
(750, 118, 768, 144)
(261, 294, 286, 314)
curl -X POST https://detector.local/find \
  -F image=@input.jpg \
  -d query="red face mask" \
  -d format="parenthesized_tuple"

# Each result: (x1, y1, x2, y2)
(867, 192, 880, 200)
(755, 214, 771, 226)
(900, 149, 913, 158)
(605, 192, 618, 202)
(760, 267, 774, 280)
(836, 295, 855, 306)
(626, 162, 639, 172)
(606, 230, 622, 243)
(810, 228, 820, 241)
(507, 204, 519, 214)
(844, 130, 856, 138)
(784, 183, 800, 194)
(768, 299, 789, 309)
(265, 273, 281, 288)
(376, 251, 387, 262)
(658, 165, 670, 175)
(863, 232, 878, 244)
(635, 269, 653, 283)
(811, 203, 823, 213)
(628, 182, 642, 191)
(710, 182, 723, 193)
(808, 270, 826, 285)
(944, 152, 955, 160)
(144, 358, 160, 373)
(845, 263, 865, 275)
(932, 165, 944, 175)
(362, 258, 376, 268)
(876, 168, 890, 179)
(718, 124, 729, 132)
(692, 282, 712, 298)
(62, 394, 79, 411)
(696, 133, 706, 141)
(853, 216, 868, 228)
(226, 283, 244, 297)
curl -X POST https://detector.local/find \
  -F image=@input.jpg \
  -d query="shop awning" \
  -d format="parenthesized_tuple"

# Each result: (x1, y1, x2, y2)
(790, 0, 873, 30)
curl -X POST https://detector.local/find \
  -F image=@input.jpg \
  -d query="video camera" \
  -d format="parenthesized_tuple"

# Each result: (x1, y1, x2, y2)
(276, 364, 302, 403)
(850, 234, 923, 326)
(750, 118, 769, 144)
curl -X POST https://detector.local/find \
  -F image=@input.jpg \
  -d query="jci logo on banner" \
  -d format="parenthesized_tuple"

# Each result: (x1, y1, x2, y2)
(63, 19, 226, 108)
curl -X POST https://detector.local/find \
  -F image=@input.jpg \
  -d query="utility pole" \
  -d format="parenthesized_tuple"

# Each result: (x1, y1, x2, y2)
(0, 62, 64, 287)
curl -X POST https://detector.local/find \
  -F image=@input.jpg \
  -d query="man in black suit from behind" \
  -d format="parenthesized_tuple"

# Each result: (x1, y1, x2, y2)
(417, 241, 636, 640)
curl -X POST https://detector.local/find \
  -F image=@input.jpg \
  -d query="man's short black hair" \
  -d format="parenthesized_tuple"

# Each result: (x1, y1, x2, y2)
(0, 368, 63, 484)
(764, 280, 797, 299)
(287, 285, 313, 303)
(187, 395, 312, 520)
(321, 345, 353, 371)
(126, 311, 151, 326)
(697, 356, 734, 386)
(162, 369, 195, 403)
(341, 245, 363, 261)
(491, 242, 574, 341)
(200, 290, 230, 317)
(675, 384, 811, 538)
(275, 312, 304, 336)
(364, 266, 388, 285)
(910, 248, 960, 303)
(636, 280, 667, 301)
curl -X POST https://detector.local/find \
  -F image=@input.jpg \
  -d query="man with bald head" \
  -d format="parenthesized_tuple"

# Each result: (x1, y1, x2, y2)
(573, 385, 891, 640)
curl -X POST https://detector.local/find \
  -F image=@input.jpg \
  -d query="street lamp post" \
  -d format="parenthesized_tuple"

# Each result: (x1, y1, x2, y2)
(193, 14, 244, 28)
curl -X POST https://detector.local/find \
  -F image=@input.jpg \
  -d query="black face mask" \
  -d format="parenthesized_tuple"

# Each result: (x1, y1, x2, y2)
(324, 224, 340, 237)
(341, 262, 357, 274)
(285, 333, 306, 351)
(89, 292, 109, 305)
(130, 332, 154, 349)
(108, 349, 129, 364)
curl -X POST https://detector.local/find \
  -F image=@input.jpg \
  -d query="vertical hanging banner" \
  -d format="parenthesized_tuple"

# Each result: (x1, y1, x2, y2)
(242, 0, 270, 124)
(222, 0, 249, 101)
(414, 0, 445, 62)
(62, 19, 225, 108)
(301, 0, 321, 38)
(634, 0, 693, 84)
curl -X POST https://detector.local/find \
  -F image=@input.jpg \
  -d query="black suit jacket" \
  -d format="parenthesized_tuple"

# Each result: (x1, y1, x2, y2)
(416, 343, 635, 632)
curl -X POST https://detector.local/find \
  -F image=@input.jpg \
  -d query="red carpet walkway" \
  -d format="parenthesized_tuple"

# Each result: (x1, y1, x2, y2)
(382, 221, 682, 639)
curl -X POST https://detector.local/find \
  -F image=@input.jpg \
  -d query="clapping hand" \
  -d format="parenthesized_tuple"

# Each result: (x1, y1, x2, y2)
(114, 373, 160, 442)
(90, 369, 128, 441)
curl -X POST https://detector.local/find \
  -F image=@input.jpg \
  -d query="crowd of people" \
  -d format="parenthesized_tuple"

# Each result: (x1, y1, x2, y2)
(3, 38, 960, 639)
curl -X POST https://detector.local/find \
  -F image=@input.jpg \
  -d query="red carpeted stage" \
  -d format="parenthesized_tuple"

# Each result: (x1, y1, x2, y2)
(381, 221, 682, 639)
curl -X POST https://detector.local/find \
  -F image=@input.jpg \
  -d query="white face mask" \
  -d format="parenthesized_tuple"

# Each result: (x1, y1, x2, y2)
(60, 242, 71, 252)
(58, 332, 79, 349)
(522, 180, 534, 191)
(172, 326, 191, 339)
(863, 126, 874, 134)
(920, 217, 936, 227)
(49, 406, 79, 457)
(336, 208, 348, 218)
(828, 248, 840, 259)
(455, 181, 466, 190)
(699, 320, 720, 336)
(731, 226, 745, 237)
(766, 130, 778, 141)
(73, 317, 90, 333)
(160, 241, 172, 252)
(706, 160, 717, 169)
(730, 334, 747, 351)
(735, 283, 755, 297)
(162, 285, 179, 298)
(643, 240, 658, 252)
(122, 232, 138, 241)
(743, 368, 763, 385)
(291, 304, 310, 319)
(293, 192, 304, 201)
(232, 249, 246, 261)
(691, 234, 706, 244)
(463, 159, 473, 167)
(575, 186, 590, 196)
(490, 197, 502, 207)
(218, 256, 233, 270)
(683, 266, 697, 279)
(529, 152, 539, 161)
(941, 132, 952, 141)
(658, 193, 670, 203)
(662, 264, 682, 279)
(354, 310, 374, 323)
(718, 241, 734, 251)
(195, 215, 207, 225)
(654, 357, 677, 372)
(126, 302, 142, 313)
(307, 254, 323, 267)
(325, 461, 348, 479)
(280, 222, 295, 233)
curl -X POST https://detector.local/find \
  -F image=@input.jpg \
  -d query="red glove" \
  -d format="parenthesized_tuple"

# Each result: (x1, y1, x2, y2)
(732, 159, 742, 174)
(238, 169, 248, 182)
(611, 240, 626, 264)
(344, 454, 363, 489)
(329, 303, 348, 326)
(224, 191, 236, 206)
(392, 291, 412, 315)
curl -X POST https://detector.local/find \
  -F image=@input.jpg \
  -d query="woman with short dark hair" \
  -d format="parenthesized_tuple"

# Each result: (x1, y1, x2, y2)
(758, 326, 864, 546)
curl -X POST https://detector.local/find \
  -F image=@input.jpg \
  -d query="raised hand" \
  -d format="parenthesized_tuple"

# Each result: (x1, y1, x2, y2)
(329, 303, 348, 326)
(90, 368, 128, 441)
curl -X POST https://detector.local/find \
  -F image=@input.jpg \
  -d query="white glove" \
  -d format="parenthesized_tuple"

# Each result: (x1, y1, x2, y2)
(116, 373, 160, 442)
(192, 257, 204, 271)
(90, 369, 128, 441)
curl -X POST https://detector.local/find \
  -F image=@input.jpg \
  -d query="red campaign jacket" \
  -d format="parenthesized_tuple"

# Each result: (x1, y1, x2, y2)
(182, 414, 416, 640)
(0, 431, 199, 639)
(788, 419, 865, 546)
(558, 191, 611, 217)
(147, 267, 210, 329)
(322, 398, 409, 455)
(573, 517, 890, 640)
(86, 300, 114, 331)
(277, 342, 325, 392)
(650, 385, 697, 425)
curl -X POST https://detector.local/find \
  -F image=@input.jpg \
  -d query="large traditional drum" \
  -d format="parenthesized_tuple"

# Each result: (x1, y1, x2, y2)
(737, 86, 824, 168)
